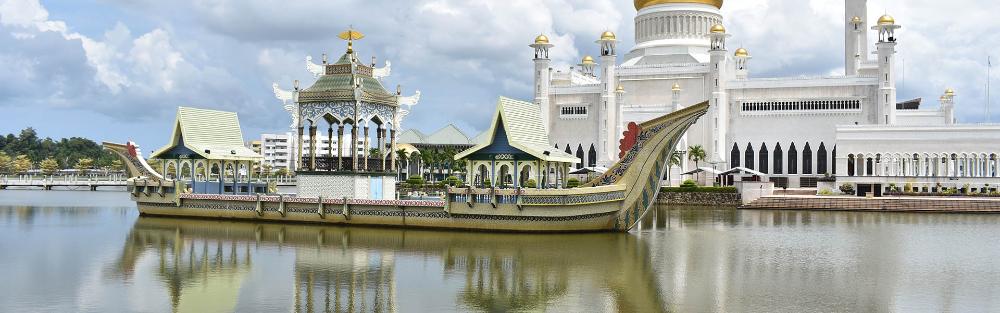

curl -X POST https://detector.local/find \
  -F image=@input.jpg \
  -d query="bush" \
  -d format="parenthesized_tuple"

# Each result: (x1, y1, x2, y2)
(524, 179, 537, 188)
(405, 176, 425, 187)
(444, 176, 460, 187)
(903, 183, 913, 193)
(839, 183, 855, 194)
(661, 186, 737, 193)
(680, 179, 698, 188)
(482, 178, 491, 187)
(567, 178, 581, 188)
(818, 189, 833, 196)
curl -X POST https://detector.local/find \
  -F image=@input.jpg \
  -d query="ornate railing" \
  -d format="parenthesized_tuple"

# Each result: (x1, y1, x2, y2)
(301, 156, 390, 173)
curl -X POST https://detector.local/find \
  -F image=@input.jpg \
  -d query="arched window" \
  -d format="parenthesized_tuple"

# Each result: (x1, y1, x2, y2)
(773, 143, 783, 174)
(759, 143, 769, 174)
(832, 146, 837, 175)
(565, 145, 572, 156)
(817, 143, 828, 175)
(866, 157, 874, 176)
(588, 144, 597, 168)
(847, 154, 855, 176)
(802, 143, 813, 175)
(731, 143, 740, 168)
(787, 143, 798, 174)
(745, 143, 755, 170)
(576, 144, 584, 169)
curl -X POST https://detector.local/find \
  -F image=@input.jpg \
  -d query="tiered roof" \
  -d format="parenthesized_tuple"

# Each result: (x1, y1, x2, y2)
(455, 97, 578, 163)
(150, 107, 261, 161)
(297, 50, 397, 106)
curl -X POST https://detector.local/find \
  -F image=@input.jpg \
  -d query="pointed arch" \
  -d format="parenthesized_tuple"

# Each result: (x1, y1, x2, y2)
(847, 154, 856, 176)
(802, 142, 813, 175)
(773, 143, 783, 175)
(565, 144, 572, 156)
(787, 143, 798, 174)
(730, 143, 740, 169)
(588, 144, 597, 168)
(758, 143, 769, 174)
(744, 143, 755, 170)
(832, 145, 837, 175)
(576, 144, 584, 168)
(817, 143, 828, 175)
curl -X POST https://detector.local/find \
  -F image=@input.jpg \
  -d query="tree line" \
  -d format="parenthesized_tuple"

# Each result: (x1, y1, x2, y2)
(0, 128, 121, 175)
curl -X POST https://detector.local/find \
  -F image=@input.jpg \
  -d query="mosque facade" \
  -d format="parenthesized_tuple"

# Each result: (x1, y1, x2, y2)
(533, 0, 990, 189)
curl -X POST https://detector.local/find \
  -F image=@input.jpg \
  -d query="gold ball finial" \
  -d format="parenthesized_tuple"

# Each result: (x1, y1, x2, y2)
(710, 24, 726, 34)
(734, 47, 750, 57)
(582, 55, 596, 65)
(945, 88, 956, 96)
(600, 31, 617, 41)
(616, 84, 625, 94)
(534, 34, 550, 44)
(851, 16, 863, 24)
(877, 14, 895, 26)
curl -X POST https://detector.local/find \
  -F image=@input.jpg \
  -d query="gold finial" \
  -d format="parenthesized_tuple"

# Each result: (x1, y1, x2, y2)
(616, 84, 625, 93)
(734, 47, 750, 57)
(339, 27, 365, 54)
(582, 55, 596, 65)
(945, 88, 956, 96)
(600, 30, 617, 41)
(851, 16, 862, 24)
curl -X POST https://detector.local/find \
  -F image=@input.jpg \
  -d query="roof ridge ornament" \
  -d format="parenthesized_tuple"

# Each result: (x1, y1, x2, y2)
(338, 26, 365, 54)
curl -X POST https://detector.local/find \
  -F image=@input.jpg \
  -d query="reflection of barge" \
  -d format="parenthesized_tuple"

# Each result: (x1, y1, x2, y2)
(105, 101, 706, 233)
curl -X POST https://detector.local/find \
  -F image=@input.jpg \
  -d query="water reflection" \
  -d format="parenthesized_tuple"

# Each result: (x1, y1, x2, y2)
(117, 216, 671, 313)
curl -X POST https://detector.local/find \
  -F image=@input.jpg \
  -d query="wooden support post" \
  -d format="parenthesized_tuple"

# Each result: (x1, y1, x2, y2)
(278, 194, 286, 217)
(255, 194, 263, 216)
(317, 196, 325, 219)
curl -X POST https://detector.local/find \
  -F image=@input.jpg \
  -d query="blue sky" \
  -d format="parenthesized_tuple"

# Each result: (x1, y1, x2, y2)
(0, 0, 997, 149)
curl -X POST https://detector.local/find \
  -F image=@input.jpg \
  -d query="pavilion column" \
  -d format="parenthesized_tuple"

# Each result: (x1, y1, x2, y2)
(362, 125, 370, 171)
(389, 129, 397, 172)
(309, 126, 318, 171)
(337, 125, 345, 171)
(351, 123, 359, 172)
(513, 160, 519, 189)
(327, 125, 334, 171)
(217, 161, 223, 194)
(190, 161, 196, 193)
(297, 126, 305, 171)
(377, 127, 385, 171)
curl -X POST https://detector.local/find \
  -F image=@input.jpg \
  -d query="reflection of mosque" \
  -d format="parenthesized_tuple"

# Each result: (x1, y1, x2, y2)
(116, 217, 671, 312)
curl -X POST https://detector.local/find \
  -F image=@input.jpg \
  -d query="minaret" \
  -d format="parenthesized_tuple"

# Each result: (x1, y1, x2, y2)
(708, 24, 731, 164)
(530, 34, 554, 133)
(845, 0, 868, 75)
(941, 88, 956, 124)
(873, 14, 901, 125)
(579, 56, 596, 76)
(597, 31, 618, 165)
(734, 47, 751, 80)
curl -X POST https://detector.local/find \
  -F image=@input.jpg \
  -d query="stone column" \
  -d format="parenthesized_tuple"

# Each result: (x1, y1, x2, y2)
(389, 129, 397, 172)
(309, 126, 318, 171)
(351, 123, 359, 172)
(327, 125, 334, 171)
(337, 125, 345, 171)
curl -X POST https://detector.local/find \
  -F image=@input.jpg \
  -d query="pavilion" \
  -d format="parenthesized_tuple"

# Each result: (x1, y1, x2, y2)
(149, 106, 264, 194)
(455, 97, 578, 189)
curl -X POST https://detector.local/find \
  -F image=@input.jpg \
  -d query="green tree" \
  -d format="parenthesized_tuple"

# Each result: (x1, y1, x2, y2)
(13, 155, 32, 174)
(74, 158, 94, 174)
(687, 145, 707, 182)
(0, 151, 11, 174)
(275, 168, 289, 177)
(40, 158, 59, 175)
(110, 159, 124, 172)
(261, 163, 273, 176)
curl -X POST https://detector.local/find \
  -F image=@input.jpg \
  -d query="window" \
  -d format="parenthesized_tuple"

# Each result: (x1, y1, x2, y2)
(773, 143, 783, 174)
(817, 143, 828, 175)
(740, 99, 861, 113)
(759, 143, 769, 174)
(745, 143, 755, 170)
(560, 106, 588, 119)
(802, 143, 813, 175)
(731, 144, 741, 169)
(788, 143, 798, 174)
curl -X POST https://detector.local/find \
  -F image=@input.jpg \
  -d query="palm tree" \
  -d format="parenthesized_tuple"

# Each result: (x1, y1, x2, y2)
(419, 150, 435, 182)
(687, 145, 707, 183)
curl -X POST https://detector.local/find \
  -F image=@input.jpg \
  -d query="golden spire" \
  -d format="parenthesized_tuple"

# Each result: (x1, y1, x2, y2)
(672, 83, 681, 91)
(582, 55, 596, 65)
(600, 31, 617, 41)
(338, 27, 365, 53)
(851, 16, 863, 24)
(945, 88, 956, 96)
(710, 24, 726, 34)
(734, 47, 750, 57)
(616, 84, 625, 93)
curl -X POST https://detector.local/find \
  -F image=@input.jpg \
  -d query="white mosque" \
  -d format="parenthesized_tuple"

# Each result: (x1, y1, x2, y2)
(533, 0, 1000, 192)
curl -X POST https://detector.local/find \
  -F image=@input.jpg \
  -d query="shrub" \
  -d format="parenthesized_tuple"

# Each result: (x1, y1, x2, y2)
(661, 186, 737, 193)
(680, 179, 698, 188)
(567, 178, 581, 188)
(839, 183, 855, 194)
(903, 183, 913, 193)
(818, 189, 833, 196)
(406, 176, 425, 187)
(444, 176, 460, 187)
(524, 179, 537, 188)
(888, 183, 897, 192)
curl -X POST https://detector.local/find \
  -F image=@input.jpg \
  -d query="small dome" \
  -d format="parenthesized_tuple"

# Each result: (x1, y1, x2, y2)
(600, 31, 617, 41)
(734, 47, 750, 57)
(710, 24, 726, 34)
(851, 16, 862, 24)
(672, 83, 681, 91)
(582, 55, 596, 65)
(877, 14, 895, 26)
(616, 84, 625, 93)
(534, 34, 550, 44)
(945, 88, 956, 96)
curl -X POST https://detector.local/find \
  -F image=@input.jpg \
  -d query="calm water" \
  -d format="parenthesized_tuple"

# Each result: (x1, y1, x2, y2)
(2, 190, 1000, 313)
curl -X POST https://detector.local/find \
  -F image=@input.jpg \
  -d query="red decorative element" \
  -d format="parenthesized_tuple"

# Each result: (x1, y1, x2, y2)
(618, 122, 641, 159)
(126, 141, 138, 158)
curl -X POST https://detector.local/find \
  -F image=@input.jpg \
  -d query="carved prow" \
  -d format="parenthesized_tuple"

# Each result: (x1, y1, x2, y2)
(584, 102, 709, 231)
(103, 141, 165, 181)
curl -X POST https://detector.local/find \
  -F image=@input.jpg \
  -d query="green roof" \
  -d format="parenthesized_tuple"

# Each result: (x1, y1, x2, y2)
(424, 124, 472, 145)
(150, 107, 262, 161)
(455, 97, 578, 163)
(298, 51, 397, 105)
(397, 129, 426, 145)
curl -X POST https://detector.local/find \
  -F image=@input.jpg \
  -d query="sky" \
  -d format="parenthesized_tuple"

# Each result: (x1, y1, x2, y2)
(0, 0, 997, 149)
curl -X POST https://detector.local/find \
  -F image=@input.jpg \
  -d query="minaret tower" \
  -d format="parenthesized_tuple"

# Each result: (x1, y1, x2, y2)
(941, 88, 957, 124)
(579, 56, 597, 76)
(530, 34, 554, 133)
(873, 14, 900, 125)
(672, 83, 689, 176)
(707, 24, 731, 164)
(597, 31, 618, 166)
(845, 0, 868, 75)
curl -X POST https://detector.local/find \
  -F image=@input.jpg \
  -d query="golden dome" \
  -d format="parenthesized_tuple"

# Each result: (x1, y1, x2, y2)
(616, 84, 625, 93)
(582, 55, 596, 65)
(945, 88, 956, 96)
(634, 0, 723, 10)
(710, 24, 726, 34)
(534, 34, 550, 44)
(734, 47, 749, 57)
(672, 83, 681, 91)
(600, 31, 616, 41)
(851, 16, 862, 24)
(877, 14, 895, 26)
